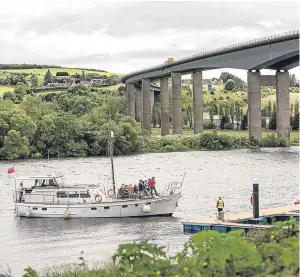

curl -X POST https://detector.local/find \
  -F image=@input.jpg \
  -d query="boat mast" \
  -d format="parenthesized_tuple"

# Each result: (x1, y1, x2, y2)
(108, 130, 116, 197)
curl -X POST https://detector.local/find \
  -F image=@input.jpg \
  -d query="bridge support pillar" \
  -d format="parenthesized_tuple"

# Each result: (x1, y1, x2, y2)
(192, 71, 203, 134)
(135, 86, 142, 123)
(276, 70, 290, 141)
(160, 77, 169, 136)
(127, 83, 136, 118)
(172, 72, 182, 135)
(142, 78, 152, 132)
(247, 70, 262, 140)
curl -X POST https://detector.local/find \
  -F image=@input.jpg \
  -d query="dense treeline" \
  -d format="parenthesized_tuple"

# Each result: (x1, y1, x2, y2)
(0, 64, 61, 70)
(2, 218, 298, 277)
(0, 64, 108, 72)
(0, 68, 298, 160)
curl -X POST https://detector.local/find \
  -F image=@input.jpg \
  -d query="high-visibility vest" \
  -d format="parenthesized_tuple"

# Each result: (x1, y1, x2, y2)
(217, 200, 224, 208)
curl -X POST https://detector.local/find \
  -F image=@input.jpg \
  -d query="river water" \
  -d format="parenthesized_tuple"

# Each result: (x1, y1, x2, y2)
(0, 148, 299, 276)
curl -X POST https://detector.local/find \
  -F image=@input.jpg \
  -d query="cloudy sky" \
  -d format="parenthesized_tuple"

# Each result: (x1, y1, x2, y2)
(1, 0, 299, 80)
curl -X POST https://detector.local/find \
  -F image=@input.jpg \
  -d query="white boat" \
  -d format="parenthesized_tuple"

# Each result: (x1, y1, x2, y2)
(13, 131, 184, 218)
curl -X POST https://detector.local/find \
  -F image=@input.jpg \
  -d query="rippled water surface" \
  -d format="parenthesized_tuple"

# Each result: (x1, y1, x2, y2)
(0, 148, 299, 275)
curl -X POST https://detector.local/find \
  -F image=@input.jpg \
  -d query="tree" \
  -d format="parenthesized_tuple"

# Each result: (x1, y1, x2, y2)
(13, 84, 28, 103)
(293, 112, 299, 130)
(267, 100, 272, 117)
(225, 79, 236, 91)
(294, 100, 299, 115)
(44, 69, 53, 85)
(220, 72, 245, 90)
(0, 130, 30, 159)
(220, 115, 230, 129)
(269, 111, 277, 130)
(289, 73, 298, 87)
(2, 91, 15, 101)
(81, 70, 86, 80)
(241, 114, 248, 130)
(31, 75, 38, 88)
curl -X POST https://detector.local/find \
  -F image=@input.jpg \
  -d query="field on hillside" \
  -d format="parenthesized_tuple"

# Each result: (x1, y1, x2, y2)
(0, 85, 14, 96)
(261, 92, 299, 105)
(0, 67, 123, 77)
(187, 83, 299, 107)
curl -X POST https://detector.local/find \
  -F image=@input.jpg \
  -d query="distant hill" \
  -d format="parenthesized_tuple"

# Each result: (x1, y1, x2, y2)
(0, 66, 124, 96)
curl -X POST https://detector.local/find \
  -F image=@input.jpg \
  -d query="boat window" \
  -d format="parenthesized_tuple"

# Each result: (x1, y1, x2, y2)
(33, 207, 38, 210)
(57, 191, 68, 198)
(42, 208, 47, 211)
(104, 206, 110, 210)
(91, 207, 97, 210)
(135, 204, 138, 207)
(146, 202, 151, 205)
(122, 205, 128, 208)
(68, 192, 79, 198)
(80, 191, 91, 198)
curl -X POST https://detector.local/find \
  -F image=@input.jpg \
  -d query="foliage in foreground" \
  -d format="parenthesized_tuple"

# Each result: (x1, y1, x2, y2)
(1, 219, 298, 277)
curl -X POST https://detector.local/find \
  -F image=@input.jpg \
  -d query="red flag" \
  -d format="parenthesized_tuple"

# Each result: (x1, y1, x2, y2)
(8, 167, 15, 174)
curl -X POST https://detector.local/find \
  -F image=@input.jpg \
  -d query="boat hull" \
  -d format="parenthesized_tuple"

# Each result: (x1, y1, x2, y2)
(15, 193, 181, 218)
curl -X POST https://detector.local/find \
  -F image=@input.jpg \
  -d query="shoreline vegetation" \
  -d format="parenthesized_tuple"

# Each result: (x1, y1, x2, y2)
(0, 67, 299, 160)
(1, 219, 298, 277)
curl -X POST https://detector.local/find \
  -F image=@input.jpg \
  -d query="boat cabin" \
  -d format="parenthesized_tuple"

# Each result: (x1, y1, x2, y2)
(14, 175, 95, 204)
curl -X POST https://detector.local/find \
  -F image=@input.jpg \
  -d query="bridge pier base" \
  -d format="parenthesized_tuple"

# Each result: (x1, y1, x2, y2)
(276, 70, 290, 141)
(192, 71, 203, 134)
(135, 86, 142, 123)
(142, 78, 152, 132)
(127, 83, 136, 118)
(247, 70, 262, 140)
(160, 77, 169, 136)
(172, 72, 182, 135)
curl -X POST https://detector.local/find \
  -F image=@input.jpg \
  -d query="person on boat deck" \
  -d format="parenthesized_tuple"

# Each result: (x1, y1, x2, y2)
(149, 177, 158, 196)
(142, 181, 149, 196)
(18, 183, 24, 202)
(133, 184, 139, 196)
(128, 184, 134, 192)
(120, 183, 125, 189)
(216, 197, 224, 212)
(138, 180, 143, 192)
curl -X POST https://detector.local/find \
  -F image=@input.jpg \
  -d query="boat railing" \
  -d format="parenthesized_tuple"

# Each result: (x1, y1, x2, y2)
(161, 181, 183, 196)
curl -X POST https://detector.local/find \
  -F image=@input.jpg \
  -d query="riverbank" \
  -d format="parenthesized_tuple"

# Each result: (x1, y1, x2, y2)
(0, 129, 298, 161)
(151, 128, 299, 145)
(1, 219, 298, 277)
(141, 130, 297, 153)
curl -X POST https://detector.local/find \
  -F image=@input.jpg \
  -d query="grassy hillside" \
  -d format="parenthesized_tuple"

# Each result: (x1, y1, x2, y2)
(0, 67, 123, 76)
(0, 85, 14, 96)
(0, 67, 124, 95)
(261, 92, 299, 105)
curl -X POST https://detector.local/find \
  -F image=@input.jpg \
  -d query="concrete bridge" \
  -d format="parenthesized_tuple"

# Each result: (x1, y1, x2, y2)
(122, 30, 299, 140)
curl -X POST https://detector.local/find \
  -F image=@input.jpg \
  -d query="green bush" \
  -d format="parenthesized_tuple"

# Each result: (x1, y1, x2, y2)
(224, 122, 234, 130)
(203, 122, 216, 129)
(260, 134, 288, 147)
(4, 219, 298, 277)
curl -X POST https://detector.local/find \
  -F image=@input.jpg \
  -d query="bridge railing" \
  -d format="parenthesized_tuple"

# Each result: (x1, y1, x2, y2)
(123, 29, 299, 81)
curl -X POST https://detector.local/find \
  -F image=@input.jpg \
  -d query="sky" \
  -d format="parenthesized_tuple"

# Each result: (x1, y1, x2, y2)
(0, 0, 299, 81)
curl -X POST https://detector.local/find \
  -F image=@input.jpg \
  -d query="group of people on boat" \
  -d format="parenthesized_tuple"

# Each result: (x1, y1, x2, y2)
(118, 177, 158, 199)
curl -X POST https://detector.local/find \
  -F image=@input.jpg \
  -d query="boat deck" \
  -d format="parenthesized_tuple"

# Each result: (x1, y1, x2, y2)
(182, 204, 300, 234)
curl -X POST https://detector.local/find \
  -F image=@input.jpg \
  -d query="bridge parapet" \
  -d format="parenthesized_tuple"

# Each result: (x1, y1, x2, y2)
(122, 29, 299, 83)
